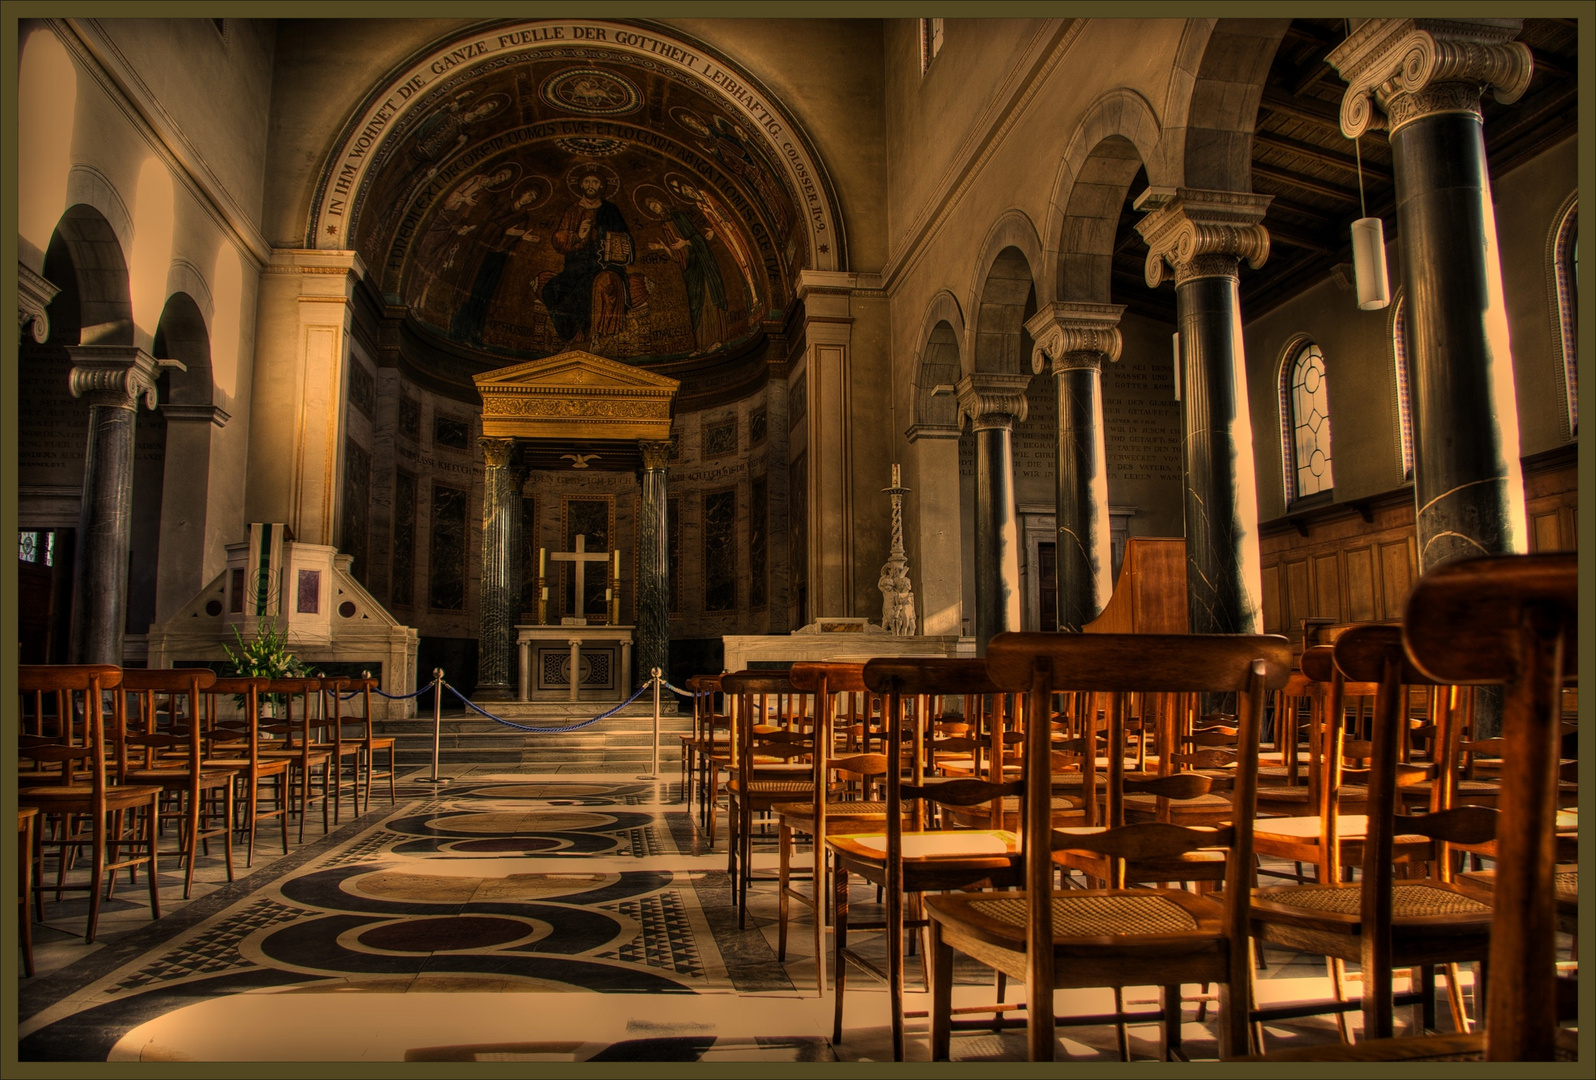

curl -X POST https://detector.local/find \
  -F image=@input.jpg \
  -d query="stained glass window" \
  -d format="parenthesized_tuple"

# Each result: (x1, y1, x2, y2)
(1280, 341, 1332, 502)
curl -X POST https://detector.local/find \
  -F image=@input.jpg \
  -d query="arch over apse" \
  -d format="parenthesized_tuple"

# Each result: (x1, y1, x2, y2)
(46, 203, 134, 346)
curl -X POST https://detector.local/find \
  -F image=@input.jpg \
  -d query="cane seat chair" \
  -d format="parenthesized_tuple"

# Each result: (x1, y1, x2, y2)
(1249, 624, 1500, 1049)
(117, 668, 236, 898)
(923, 632, 1290, 1062)
(828, 657, 1027, 1061)
(772, 662, 896, 993)
(1243, 553, 1577, 1062)
(721, 671, 818, 926)
(307, 678, 365, 825)
(342, 676, 396, 814)
(19, 806, 39, 977)
(199, 676, 290, 865)
(18, 665, 164, 943)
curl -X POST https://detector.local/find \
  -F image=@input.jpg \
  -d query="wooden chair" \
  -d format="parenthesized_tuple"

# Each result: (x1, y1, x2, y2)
(830, 657, 1026, 1061)
(17, 665, 163, 943)
(721, 671, 817, 927)
(309, 677, 364, 825)
(1249, 624, 1496, 1048)
(1242, 552, 1577, 1062)
(774, 661, 893, 994)
(341, 676, 396, 815)
(117, 668, 236, 899)
(923, 632, 1291, 1062)
(200, 676, 291, 865)
(257, 677, 333, 842)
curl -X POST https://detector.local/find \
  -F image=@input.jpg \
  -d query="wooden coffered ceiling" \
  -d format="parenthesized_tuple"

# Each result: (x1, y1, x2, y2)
(1110, 17, 1579, 324)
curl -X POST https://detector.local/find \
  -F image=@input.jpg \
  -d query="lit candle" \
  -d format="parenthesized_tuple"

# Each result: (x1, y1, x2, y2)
(613, 549, 621, 576)
(891, 463, 901, 487)
(539, 548, 546, 576)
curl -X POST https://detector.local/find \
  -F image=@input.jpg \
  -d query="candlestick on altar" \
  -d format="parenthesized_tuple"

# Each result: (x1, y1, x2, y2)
(611, 549, 622, 624)
(878, 462, 917, 636)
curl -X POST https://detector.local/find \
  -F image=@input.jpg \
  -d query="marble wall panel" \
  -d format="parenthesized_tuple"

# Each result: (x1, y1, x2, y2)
(429, 482, 468, 611)
(391, 468, 416, 608)
(703, 487, 737, 612)
(341, 436, 371, 585)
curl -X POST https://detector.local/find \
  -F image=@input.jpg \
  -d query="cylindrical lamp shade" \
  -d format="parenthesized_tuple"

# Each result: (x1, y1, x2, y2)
(1351, 216, 1390, 311)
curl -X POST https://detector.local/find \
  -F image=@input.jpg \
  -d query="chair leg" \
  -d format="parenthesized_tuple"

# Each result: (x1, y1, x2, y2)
(813, 845, 827, 998)
(1444, 962, 1471, 1033)
(833, 865, 849, 1046)
(1114, 986, 1131, 1061)
(1163, 984, 1182, 1061)
(777, 822, 791, 961)
(1329, 958, 1352, 1043)
(930, 921, 954, 1061)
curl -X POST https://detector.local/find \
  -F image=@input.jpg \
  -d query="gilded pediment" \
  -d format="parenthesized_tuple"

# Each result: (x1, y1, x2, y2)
(474, 350, 679, 442)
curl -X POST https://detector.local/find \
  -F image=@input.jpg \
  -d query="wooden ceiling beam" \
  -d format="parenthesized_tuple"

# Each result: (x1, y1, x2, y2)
(1252, 163, 1361, 204)
(1254, 131, 1390, 179)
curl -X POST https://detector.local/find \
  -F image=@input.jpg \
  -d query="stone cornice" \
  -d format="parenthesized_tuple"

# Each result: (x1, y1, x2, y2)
(1328, 18, 1533, 138)
(161, 403, 231, 428)
(1026, 301, 1124, 375)
(18, 261, 60, 344)
(1135, 188, 1271, 288)
(956, 372, 1032, 432)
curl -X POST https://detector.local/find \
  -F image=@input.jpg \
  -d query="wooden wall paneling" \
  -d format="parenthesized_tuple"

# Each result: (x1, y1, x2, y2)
(1285, 558, 1311, 632)
(1344, 545, 1376, 623)
(1377, 538, 1415, 621)
(1311, 553, 1340, 622)
(1262, 563, 1283, 634)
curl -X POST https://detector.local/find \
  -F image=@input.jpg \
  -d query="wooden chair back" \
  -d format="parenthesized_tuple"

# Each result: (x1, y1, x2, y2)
(1400, 552, 1577, 1061)
(18, 666, 125, 801)
(117, 668, 217, 779)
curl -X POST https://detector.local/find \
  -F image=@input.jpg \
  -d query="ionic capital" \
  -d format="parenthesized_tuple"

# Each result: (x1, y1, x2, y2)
(1026, 302, 1125, 375)
(955, 372, 1031, 432)
(1328, 18, 1533, 138)
(66, 346, 184, 411)
(18, 262, 60, 344)
(1135, 189, 1271, 289)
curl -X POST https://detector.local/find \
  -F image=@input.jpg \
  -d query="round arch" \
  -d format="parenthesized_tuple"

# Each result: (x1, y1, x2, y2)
(46, 203, 134, 346)
(1163, 17, 1290, 192)
(1043, 89, 1164, 304)
(964, 212, 1042, 375)
(910, 291, 964, 431)
(307, 18, 846, 273)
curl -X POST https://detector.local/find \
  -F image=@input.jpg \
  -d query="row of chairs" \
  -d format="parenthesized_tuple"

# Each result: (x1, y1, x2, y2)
(687, 552, 1575, 1061)
(17, 668, 397, 976)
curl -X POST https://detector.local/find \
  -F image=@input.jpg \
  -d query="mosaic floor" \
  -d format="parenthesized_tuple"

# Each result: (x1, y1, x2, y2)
(15, 768, 1477, 1063)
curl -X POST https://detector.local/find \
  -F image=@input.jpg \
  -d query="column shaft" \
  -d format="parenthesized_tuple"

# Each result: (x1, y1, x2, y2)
(1176, 274, 1262, 635)
(637, 442, 671, 688)
(475, 439, 517, 700)
(71, 402, 139, 664)
(1392, 111, 1526, 570)
(972, 425, 1022, 651)
(1054, 365, 1110, 631)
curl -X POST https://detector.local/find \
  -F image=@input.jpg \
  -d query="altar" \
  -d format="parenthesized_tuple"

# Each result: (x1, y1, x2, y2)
(517, 625, 633, 702)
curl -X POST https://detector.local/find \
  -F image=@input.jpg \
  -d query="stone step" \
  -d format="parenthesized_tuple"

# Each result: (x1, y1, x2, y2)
(378, 706, 693, 768)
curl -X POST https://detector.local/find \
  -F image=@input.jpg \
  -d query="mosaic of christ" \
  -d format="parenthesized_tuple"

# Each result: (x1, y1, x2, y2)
(355, 59, 800, 365)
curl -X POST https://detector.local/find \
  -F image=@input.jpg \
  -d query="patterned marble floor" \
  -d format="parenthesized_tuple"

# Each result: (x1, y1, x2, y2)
(15, 767, 1477, 1063)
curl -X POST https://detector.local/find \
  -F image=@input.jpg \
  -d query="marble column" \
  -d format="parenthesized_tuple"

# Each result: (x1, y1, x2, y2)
(637, 439, 672, 689)
(956, 373, 1031, 654)
(66, 346, 180, 664)
(475, 437, 518, 700)
(1136, 189, 1271, 635)
(1026, 303, 1124, 632)
(1330, 19, 1533, 572)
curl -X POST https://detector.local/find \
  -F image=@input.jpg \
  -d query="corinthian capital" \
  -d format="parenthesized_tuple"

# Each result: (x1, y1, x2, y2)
(1026, 302, 1125, 375)
(1328, 18, 1533, 138)
(18, 262, 60, 344)
(66, 346, 184, 411)
(955, 372, 1032, 432)
(479, 437, 517, 470)
(639, 439, 673, 470)
(1135, 189, 1272, 289)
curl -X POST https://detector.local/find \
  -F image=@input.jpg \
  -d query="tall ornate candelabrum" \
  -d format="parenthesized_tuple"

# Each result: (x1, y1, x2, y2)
(877, 463, 917, 636)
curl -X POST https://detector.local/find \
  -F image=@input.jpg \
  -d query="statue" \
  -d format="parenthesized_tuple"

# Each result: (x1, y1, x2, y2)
(877, 464, 918, 637)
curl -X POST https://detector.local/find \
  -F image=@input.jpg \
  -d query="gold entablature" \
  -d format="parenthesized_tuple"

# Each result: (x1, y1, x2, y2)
(473, 350, 680, 443)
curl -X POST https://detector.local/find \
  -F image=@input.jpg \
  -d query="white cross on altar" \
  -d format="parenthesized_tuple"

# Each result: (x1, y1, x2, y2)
(550, 534, 612, 625)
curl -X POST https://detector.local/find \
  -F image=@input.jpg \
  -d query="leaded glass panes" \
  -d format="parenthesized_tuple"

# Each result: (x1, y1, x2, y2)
(1288, 342, 1332, 499)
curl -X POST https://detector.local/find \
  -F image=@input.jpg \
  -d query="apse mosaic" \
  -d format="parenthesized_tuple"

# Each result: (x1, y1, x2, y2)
(353, 53, 801, 368)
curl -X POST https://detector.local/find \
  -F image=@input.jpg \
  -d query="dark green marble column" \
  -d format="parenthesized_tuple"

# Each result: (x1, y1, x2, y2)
(956, 373, 1031, 654)
(475, 437, 518, 700)
(637, 439, 671, 689)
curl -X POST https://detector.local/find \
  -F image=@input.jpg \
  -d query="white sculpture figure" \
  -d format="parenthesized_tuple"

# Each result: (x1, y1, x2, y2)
(877, 464, 918, 637)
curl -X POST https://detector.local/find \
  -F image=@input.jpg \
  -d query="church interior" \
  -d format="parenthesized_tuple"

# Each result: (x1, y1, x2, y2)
(7, 15, 1586, 1064)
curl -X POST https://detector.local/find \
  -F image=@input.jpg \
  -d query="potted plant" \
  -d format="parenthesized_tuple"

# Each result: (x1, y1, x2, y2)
(223, 620, 315, 717)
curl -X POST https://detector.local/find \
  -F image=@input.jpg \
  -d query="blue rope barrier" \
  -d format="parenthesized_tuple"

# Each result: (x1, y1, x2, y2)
(443, 680, 652, 733)
(372, 685, 433, 701)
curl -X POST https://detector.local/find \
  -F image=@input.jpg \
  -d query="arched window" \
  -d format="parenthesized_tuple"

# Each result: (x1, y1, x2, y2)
(1392, 296, 1414, 480)
(1548, 196, 1577, 439)
(1280, 339, 1333, 502)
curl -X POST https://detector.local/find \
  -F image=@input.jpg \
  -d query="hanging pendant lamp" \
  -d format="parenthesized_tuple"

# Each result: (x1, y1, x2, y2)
(1351, 134, 1390, 310)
